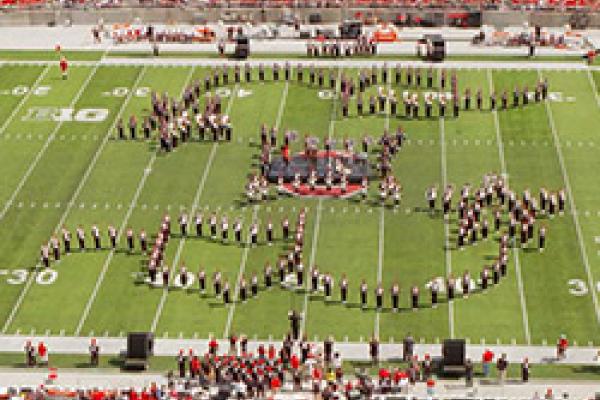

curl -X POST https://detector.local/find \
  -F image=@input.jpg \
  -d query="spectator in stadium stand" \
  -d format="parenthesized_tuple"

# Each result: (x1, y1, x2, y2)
(89, 338, 99, 366)
(369, 335, 379, 365)
(24, 340, 35, 367)
(176, 349, 186, 378)
(482, 348, 494, 377)
(465, 358, 474, 387)
(557, 334, 568, 360)
(403, 333, 414, 361)
(37, 341, 48, 366)
(522, 357, 530, 382)
(426, 376, 436, 396)
(496, 353, 508, 385)
(208, 336, 219, 355)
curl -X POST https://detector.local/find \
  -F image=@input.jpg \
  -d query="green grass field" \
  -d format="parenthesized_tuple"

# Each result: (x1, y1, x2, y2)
(0, 56, 599, 348)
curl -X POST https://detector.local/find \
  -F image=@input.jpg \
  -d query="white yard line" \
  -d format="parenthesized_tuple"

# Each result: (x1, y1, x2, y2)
(0, 64, 144, 334)
(75, 65, 178, 335)
(151, 81, 238, 334)
(0, 64, 101, 223)
(586, 69, 600, 108)
(439, 116, 455, 340)
(538, 70, 600, 325)
(0, 64, 50, 139)
(375, 67, 392, 339)
(298, 69, 341, 339)
(223, 81, 290, 339)
(487, 69, 531, 345)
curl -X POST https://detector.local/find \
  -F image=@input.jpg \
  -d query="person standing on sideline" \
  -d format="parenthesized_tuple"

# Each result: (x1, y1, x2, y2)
(496, 353, 508, 385)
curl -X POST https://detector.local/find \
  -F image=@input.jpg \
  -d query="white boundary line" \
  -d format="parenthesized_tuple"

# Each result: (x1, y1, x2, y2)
(222, 81, 289, 339)
(487, 69, 531, 345)
(151, 80, 237, 334)
(586, 69, 600, 108)
(0, 63, 137, 334)
(375, 67, 392, 339)
(0, 64, 50, 139)
(538, 69, 600, 325)
(298, 69, 341, 339)
(74, 65, 159, 335)
(0, 64, 100, 223)
(440, 115, 455, 340)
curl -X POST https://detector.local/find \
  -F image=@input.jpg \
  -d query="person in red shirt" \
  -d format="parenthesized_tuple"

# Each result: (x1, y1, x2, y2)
(557, 334, 568, 360)
(37, 342, 48, 365)
(59, 56, 68, 80)
(282, 144, 290, 165)
(482, 349, 494, 377)
(208, 337, 218, 356)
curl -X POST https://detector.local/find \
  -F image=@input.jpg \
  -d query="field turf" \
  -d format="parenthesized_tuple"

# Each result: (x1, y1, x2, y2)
(0, 58, 599, 347)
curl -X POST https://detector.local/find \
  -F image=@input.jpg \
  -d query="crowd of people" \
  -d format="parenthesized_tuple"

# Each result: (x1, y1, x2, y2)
(306, 36, 378, 58)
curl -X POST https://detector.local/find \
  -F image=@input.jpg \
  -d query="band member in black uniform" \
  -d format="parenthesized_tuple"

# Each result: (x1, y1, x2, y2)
(439, 96, 446, 118)
(285, 62, 291, 81)
(264, 263, 273, 288)
(425, 95, 432, 118)
(493, 263, 500, 284)
(476, 88, 483, 110)
(296, 262, 304, 287)
(440, 69, 446, 89)
(431, 280, 439, 308)
(395, 65, 401, 84)
(214, 271, 222, 298)
(404, 96, 411, 117)
(198, 268, 206, 294)
(289, 310, 301, 341)
(412, 97, 419, 119)
(447, 275, 455, 300)
(416, 68, 422, 87)
(273, 64, 280, 81)
(453, 96, 459, 118)
(245, 64, 251, 82)
(258, 64, 265, 81)
(464, 88, 471, 110)
(338, 274, 348, 304)
(162, 265, 169, 288)
(411, 285, 419, 310)
(223, 279, 230, 303)
(324, 274, 332, 299)
(391, 282, 399, 312)
(360, 280, 368, 309)
(481, 267, 489, 290)
(375, 284, 384, 311)
(490, 91, 497, 110)
(234, 65, 240, 83)
(523, 85, 529, 105)
(239, 277, 247, 303)
(309, 66, 315, 85)
(311, 267, 319, 292)
(513, 86, 520, 108)
(390, 94, 397, 116)
(539, 225, 546, 252)
(357, 93, 363, 116)
(427, 67, 433, 88)
(251, 273, 259, 297)
(462, 271, 470, 297)
(501, 90, 508, 110)
(369, 95, 376, 115)
(407, 67, 413, 86)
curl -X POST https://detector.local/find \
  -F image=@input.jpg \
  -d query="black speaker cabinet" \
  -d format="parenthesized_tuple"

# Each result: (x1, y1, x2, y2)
(442, 339, 465, 366)
(127, 332, 154, 359)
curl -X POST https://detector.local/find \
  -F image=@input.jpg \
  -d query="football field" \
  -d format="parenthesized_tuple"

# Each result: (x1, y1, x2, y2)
(0, 58, 599, 347)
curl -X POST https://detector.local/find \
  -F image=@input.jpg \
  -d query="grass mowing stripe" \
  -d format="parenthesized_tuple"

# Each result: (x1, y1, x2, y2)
(0, 65, 49, 139)
(488, 69, 531, 345)
(538, 70, 600, 325)
(0, 65, 100, 223)
(299, 68, 341, 339)
(586, 69, 600, 107)
(150, 78, 234, 334)
(223, 81, 290, 339)
(73, 66, 151, 335)
(0, 64, 119, 333)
